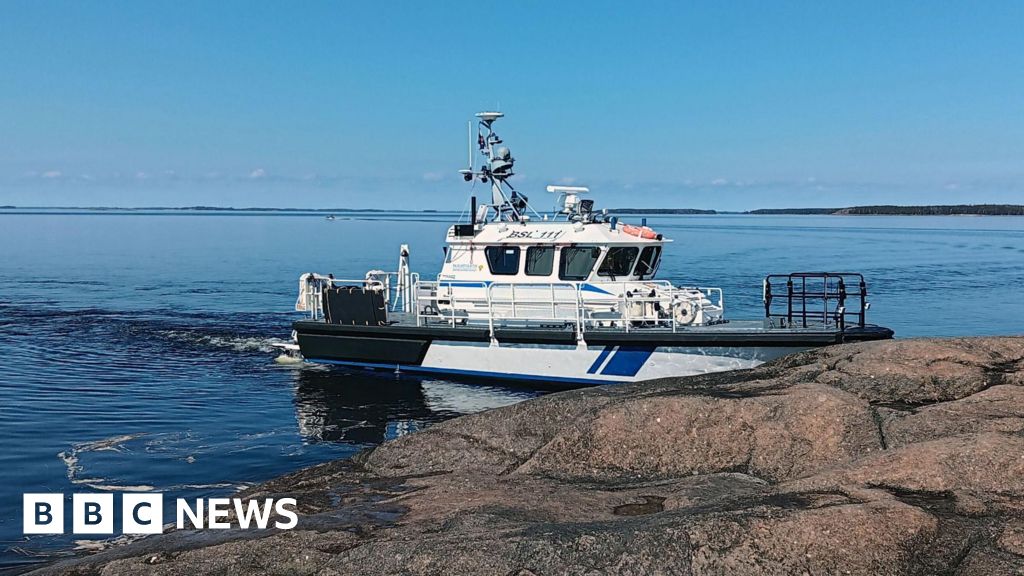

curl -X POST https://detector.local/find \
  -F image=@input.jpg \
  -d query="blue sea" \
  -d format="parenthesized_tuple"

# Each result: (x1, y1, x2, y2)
(1, 210, 1022, 570)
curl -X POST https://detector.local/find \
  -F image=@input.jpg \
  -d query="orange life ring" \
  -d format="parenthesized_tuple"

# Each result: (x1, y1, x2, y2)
(621, 224, 660, 240)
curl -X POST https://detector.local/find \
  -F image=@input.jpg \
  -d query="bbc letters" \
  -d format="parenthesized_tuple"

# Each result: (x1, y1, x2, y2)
(24, 493, 298, 535)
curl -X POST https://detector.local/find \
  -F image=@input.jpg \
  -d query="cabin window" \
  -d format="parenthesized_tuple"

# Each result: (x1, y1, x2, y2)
(635, 246, 662, 279)
(558, 246, 601, 281)
(597, 246, 639, 277)
(484, 246, 520, 275)
(525, 246, 554, 276)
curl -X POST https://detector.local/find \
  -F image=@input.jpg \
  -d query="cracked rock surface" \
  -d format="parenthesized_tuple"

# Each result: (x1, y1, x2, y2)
(32, 337, 1024, 575)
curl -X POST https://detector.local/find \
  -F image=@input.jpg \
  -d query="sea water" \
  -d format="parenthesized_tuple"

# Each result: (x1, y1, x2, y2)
(1, 210, 1022, 568)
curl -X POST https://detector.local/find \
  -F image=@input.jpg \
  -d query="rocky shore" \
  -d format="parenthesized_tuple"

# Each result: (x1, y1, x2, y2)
(35, 337, 1024, 575)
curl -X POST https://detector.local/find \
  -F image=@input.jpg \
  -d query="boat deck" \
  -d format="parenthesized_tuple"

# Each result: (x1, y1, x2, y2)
(295, 313, 893, 348)
(295, 271, 891, 347)
(393, 312, 765, 331)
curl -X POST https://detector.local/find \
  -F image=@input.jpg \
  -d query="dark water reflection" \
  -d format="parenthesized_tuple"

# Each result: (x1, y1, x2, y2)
(290, 367, 538, 446)
(292, 369, 433, 445)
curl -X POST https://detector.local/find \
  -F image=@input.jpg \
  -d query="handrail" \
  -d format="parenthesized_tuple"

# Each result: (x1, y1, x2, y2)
(299, 272, 420, 321)
(412, 279, 725, 340)
(486, 282, 584, 340)
(763, 272, 867, 330)
(298, 275, 388, 320)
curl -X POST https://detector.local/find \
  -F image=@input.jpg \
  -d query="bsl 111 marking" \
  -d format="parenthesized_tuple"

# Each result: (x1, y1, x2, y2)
(502, 230, 564, 241)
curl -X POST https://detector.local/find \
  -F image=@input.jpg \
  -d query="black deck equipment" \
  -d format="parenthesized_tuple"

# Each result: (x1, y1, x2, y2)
(321, 286, 388, 326)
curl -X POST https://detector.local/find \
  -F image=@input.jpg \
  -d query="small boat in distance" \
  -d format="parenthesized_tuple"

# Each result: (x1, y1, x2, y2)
(325, 214, 336, 220)
(285, 112, 893, 386)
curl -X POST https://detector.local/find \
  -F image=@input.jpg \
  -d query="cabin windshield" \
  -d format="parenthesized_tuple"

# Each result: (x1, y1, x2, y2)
(559, 246, 601, 281)
(597, 247, 639, 277)
(635, 246, 662, 280)
(525, 246, 554, 276)
(485, 246, 521, 275)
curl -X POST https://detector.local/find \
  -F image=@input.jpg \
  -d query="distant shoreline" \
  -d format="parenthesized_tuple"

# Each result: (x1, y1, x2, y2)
(610, 204, 1024, 216)
(1, 204, 1023, 216)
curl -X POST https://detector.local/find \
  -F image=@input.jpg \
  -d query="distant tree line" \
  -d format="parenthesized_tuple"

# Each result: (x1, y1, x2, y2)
(833, 204, 1024, 216)
(746, 208, 836, 215)
(608, 208, 718, 215)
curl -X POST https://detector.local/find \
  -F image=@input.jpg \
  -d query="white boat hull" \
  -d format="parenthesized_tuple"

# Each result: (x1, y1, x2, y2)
(315, 340, 809, 385)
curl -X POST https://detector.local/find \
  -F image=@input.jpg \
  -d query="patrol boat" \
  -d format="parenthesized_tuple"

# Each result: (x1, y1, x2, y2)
(286, 112, 893, 385)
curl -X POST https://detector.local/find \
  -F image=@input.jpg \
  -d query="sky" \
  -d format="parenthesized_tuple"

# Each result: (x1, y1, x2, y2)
(1, 1, 1022, 211)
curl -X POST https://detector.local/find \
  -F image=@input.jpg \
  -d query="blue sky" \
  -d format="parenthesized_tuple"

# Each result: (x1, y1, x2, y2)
(1, 1, 1022, 210)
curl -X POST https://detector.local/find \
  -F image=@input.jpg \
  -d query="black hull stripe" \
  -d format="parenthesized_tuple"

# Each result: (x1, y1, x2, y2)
(293, 320, 893, 349)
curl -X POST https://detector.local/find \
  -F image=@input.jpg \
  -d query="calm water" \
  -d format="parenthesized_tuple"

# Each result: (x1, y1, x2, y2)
(1, 210, 1023, 569)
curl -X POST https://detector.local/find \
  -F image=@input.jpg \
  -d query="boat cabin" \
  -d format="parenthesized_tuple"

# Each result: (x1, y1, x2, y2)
(440, 220, 666, 284)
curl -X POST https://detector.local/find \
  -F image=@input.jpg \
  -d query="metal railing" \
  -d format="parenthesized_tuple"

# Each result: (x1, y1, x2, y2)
(297, 271, 419, 320)
(763, 272, 867, 330)
(591, 285, 724, 333)
(367, 270, 419, 313)
(413, 279, 725, 341)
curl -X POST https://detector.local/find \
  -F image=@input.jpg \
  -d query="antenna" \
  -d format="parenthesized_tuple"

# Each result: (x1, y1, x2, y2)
(459, 120, 475, 182)
(459, 111, 537, 222)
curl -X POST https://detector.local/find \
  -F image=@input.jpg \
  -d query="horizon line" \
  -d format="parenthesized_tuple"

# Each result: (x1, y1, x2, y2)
(2, 203, 1024, 215)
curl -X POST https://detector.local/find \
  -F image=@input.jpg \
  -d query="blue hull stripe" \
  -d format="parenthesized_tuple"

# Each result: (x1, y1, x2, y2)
(309, 359, 625, 386)
(586, 346, 614, 374)
(600, 346, 656, 377)
(439, 281, 491, 288)
(441, 281, 612, 295)
(580, 283, 613, 295)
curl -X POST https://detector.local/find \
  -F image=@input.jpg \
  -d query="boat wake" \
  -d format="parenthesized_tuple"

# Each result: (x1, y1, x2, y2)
(57, 432, 250, 494)
(58, 434, 149, 488)
(157, 329, 290, 354)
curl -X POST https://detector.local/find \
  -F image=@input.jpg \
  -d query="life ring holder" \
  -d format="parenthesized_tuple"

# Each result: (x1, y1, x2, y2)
(621, 224, 663, 240)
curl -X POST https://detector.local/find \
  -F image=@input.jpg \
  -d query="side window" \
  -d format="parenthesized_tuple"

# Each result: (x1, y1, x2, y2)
(484, 246, 520, 275)
(525, 246, 554, 276)
(597, 246, 639, 277)
(558, 246, 601, 281)
(635, 246, 662, 279)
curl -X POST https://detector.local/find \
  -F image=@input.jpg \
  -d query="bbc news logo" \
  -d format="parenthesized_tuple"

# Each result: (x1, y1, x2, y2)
(24, 493, 298, 535)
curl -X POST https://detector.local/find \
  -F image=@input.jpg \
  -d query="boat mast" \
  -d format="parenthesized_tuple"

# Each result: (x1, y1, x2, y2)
(459, 112, 535, 222)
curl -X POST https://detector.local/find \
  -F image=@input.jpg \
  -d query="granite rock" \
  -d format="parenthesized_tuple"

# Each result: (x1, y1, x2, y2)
(32, 337, 1024, 576)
